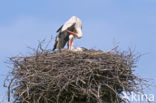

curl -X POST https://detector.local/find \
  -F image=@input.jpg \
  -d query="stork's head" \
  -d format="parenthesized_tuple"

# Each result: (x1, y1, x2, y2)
(75, 27, 82, 39)
(60, 16, 83, 40)
(66, 23, 83, 39)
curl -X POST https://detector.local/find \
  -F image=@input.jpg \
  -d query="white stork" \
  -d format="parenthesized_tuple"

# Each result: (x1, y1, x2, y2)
(53, 16, 83, 51)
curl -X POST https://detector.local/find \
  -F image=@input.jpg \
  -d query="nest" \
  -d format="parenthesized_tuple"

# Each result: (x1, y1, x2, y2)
(5, 47, 146, 103)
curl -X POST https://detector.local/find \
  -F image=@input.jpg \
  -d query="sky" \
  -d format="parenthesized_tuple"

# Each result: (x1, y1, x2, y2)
(0, 0, 156, 102)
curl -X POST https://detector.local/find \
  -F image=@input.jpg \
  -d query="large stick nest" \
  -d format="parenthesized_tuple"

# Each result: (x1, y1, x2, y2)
(5, 47, 146, 103)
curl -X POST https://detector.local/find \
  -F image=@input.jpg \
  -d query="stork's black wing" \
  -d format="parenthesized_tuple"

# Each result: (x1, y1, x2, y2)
(53, 23, 76, 51)
(53, 36, 58, 51)
(56, 25, 63, 33)
(67, 23, 76, 31)
(58, 23, 76, 48)
(59, 31, 69, 48)
(53, 31, 69, 51)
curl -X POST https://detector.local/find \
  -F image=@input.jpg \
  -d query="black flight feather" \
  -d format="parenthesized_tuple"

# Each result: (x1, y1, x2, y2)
(53, 23, 76, 51)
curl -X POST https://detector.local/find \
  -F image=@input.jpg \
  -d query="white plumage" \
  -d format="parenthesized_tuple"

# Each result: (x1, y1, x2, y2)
(61, 16, 83, 39)
(53, 16, 83, 51)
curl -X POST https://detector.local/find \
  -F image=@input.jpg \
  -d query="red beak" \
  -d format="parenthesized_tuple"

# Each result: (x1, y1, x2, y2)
(66, 30, 77, 36)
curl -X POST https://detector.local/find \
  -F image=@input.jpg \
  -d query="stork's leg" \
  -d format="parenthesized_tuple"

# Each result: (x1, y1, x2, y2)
(69, 39, 73, 50)
(68, 35, 74, 50)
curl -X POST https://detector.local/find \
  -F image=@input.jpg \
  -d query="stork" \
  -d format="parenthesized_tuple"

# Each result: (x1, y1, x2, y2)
(53, 16, 83, 51)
